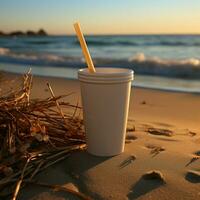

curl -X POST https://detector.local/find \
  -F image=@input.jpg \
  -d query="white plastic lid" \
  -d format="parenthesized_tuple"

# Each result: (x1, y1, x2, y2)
(78, 67, 134, 84)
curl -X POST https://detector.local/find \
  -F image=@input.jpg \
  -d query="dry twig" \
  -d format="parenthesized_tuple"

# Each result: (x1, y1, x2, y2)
(0, 71, 86, 199)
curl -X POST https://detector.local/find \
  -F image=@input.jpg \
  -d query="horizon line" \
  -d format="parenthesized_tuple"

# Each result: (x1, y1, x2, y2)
(1, 30, 200, 36)
(53, 33, 200, 36)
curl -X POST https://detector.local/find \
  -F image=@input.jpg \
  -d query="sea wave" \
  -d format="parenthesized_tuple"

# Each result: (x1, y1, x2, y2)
(74, 40, 200, 47)
(0, 47, 83, 66)
(128, 53, 200, 78)
(0, 48, 200, 79)
(74, 40, 138, 46)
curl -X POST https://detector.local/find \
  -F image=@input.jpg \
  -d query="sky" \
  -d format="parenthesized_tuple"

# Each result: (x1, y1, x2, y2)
(0, 0, 200, 35)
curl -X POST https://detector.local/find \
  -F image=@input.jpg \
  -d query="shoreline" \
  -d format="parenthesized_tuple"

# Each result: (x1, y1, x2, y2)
(0, 69, 199, 95)
(0, 65, 200, 94)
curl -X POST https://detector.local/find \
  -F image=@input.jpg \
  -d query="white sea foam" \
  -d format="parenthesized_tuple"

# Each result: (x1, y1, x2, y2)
(129, 53, 200, 68)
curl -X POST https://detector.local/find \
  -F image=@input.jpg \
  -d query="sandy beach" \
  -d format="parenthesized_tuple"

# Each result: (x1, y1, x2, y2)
(1, 72, 200, 200)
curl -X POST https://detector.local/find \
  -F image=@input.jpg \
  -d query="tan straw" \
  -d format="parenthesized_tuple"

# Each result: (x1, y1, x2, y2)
(74, 22, 96, 73)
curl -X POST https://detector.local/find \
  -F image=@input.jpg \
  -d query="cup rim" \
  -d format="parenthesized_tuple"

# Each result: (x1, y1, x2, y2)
(78, 67, 134, 77)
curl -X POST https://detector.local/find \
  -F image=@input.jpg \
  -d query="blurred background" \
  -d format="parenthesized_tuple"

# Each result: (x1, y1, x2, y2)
(0, 0, 200, 92)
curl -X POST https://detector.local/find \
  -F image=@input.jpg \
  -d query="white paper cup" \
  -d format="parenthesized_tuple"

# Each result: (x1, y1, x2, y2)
(78, 67, 134, 156)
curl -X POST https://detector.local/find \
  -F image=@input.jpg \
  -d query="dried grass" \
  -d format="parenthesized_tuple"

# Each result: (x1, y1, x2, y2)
(0, 71, 88, 199)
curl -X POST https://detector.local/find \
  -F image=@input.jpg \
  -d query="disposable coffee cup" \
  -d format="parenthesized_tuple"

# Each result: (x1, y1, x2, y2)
(78, 67, 134, 156)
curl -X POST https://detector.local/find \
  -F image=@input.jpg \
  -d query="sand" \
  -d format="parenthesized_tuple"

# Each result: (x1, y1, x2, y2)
(1, 72, 200, 200)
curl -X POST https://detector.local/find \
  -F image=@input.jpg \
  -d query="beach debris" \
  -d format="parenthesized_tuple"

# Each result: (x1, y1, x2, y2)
(0, 71, 87, 199)
(185, 170, 200, 183)
(188, 131, 197, 137)
(12, 156, 31, 200)
(119, 154, 136, 168)
(141, 100, 146, 105)
(63, 182, 79, 193)
(131, 154, 136, 161)
(147, 127, 173, 137)
(146, 144, 165, 157)
(185, 150, 200, 166)
(142, 170, 165, 182)
(185, 155, 200, 167)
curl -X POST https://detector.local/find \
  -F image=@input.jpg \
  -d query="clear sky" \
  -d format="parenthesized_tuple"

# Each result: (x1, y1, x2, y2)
(0, 0, 200, 35)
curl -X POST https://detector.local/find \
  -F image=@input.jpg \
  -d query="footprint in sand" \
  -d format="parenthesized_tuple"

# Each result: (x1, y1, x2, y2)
(126, 133, 137, 140)
(147, 127, 173, 137)
(146, 144, 165, 157)
(126, 125, 137, 143)
(127, 170, 165, 199)
(185, 170, 200, 183)
(142, 170, 165, 183)
(126, 123, 136, 132)
(126, 127, 135, 132)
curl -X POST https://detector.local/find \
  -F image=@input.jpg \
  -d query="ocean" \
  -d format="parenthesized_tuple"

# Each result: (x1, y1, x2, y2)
(0, 35, 200, 93)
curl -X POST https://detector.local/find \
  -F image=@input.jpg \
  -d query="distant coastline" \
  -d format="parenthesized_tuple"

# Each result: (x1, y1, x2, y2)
(0, 29, 48, 37)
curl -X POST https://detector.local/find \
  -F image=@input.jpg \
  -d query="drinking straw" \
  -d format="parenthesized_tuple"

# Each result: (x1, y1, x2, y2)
(74, 22, 96, 73)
